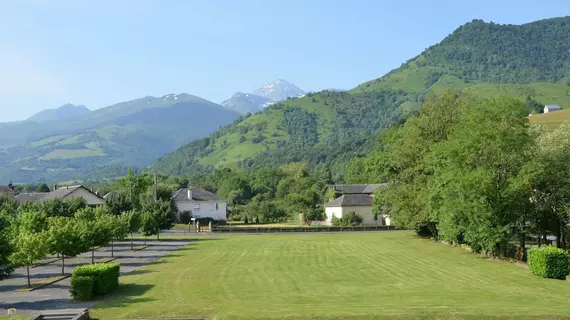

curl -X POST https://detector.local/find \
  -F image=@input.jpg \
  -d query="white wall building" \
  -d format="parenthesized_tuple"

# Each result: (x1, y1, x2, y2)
(544, 104, 562, 113)
(324, 194, 391, 226)
(173, 188, 227, 221)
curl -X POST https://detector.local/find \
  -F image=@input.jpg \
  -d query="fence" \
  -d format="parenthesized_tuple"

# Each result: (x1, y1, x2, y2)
(211, 225, 396, 233)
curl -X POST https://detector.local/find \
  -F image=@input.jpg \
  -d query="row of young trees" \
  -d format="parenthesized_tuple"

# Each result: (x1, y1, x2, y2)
(0, 169, 178, 287)
(348, 90, 570, 260)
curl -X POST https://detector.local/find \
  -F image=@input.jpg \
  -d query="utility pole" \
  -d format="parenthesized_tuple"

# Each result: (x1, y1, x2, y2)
(153, 172, 158, 202)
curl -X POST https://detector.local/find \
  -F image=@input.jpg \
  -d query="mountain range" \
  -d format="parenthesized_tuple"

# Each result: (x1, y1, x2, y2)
(28, 104, 90, 123)
(221, 79, 306, 114)
(155, 17, 570, 181)
(0, 80, 306, 182)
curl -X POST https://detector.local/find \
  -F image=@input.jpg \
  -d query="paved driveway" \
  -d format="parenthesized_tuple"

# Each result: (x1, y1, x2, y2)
(0, 239, 191, 316)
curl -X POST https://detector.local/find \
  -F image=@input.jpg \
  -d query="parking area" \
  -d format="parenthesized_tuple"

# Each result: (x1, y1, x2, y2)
(0, 239, 192, 316)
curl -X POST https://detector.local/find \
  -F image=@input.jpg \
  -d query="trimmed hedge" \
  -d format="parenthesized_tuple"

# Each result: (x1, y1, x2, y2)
(528, 247, 569, 279)
(71, 263, 120, 300)
(212, 225, 396, 233)
(70, 276, 94, 301)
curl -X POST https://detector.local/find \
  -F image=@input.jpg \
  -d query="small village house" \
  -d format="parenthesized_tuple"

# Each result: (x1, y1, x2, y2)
(0, 183, 16, 197)
(15, 185, 104, 206)
(173, 188, 227, 221)
(324, 184, 391, 226)
(543, 104, 562, 113)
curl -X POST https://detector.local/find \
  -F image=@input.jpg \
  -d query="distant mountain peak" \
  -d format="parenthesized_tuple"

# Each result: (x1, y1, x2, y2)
(221, 80, 305, 115)
(253, 79, 305, 102)
(28, 104, 90, 123)
(221, 92, 273, 115)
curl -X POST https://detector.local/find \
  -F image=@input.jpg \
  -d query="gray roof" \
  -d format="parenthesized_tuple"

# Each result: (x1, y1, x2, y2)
(325, 194, 373, 207)
(14, 185, 102, 204)
(173, 188, 224, 202)
(15, 193, 48, 204)
(329, 183, 387, 195)
(0, 185, 15, 195)
(545, 104, 562, 110)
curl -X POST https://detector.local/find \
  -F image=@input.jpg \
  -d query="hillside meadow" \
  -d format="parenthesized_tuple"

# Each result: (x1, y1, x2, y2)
(92, 232, 570, 320)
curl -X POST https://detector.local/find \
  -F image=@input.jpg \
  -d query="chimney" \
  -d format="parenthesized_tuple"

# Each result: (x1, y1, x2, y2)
(53, 184, 58, 191)
(187, 189, 192, 200)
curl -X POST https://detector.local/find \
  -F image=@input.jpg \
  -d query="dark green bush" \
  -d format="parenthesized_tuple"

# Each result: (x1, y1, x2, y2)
(332, 212, 363, 226)
(528, 247, 569, 279)
(72, 263, 120, 297)
(178, 211, 192, 224)
(70, 276, 94, 301)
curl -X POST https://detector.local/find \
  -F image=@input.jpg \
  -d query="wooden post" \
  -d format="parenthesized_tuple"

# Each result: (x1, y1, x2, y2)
(208, 221, 212, 232)
(196, 221, 200, 233)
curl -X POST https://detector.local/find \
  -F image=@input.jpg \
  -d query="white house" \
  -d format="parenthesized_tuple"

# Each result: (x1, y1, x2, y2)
(544, 105, 562, 113)
(15, 185, 105, 206)
(173, 188, 227, 221)
(324, 184, 391, 226)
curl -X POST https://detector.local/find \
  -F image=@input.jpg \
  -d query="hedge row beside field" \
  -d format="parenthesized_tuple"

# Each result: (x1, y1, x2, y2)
(528, 247, 569, 279)
(71, 263, 120, 301)
(212, 225, 396, 233)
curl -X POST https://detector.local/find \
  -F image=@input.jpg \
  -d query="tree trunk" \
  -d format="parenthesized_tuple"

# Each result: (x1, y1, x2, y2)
(111, 240, 114, 257)
(61, 255, 65, 275)
(556, 219, 562, 248)
(92, 246, 95, 264)
(518, 232, 527, 262)
(27, 264, 31, 288)
(157, 231, 160, 241)
(538, 234, 542, 248)
(144, 237, 147, 245)
(131, 232, 134, 250)
(562, 224, 567, 249)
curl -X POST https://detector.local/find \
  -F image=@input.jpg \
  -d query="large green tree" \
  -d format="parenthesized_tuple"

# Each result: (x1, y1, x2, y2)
(46, 217, 88, 275)
(9, 230, 48, 288)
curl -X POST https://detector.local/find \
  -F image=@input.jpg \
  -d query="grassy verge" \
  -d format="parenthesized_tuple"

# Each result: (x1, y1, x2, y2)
(15, 275, 68, 292)
(92, 232, 570, 319)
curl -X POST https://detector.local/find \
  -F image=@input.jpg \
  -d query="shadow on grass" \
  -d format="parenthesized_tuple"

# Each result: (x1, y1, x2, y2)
(142, 237, 225, 243)
(92, 283, 154, 308)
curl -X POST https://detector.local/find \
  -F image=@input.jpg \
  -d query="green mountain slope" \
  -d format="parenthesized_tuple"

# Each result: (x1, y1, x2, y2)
(155, 17, 570, 180)
(0, 94, 240, 182)
(28, 104, 90, 123)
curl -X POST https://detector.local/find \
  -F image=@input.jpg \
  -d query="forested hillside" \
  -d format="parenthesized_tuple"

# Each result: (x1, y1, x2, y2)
(0, 94, 240, 182)
(155, 17, 570, 180)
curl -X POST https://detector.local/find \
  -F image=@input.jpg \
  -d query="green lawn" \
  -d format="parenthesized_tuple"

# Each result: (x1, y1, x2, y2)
(92, 232, 570, 320)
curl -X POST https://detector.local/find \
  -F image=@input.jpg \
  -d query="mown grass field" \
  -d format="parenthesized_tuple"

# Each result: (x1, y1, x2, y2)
(92, 232, 570, 320)
(529, 108, 570, 129)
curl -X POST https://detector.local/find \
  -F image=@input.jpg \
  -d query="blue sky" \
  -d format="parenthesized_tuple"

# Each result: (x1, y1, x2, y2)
(0, 0, 568, 121)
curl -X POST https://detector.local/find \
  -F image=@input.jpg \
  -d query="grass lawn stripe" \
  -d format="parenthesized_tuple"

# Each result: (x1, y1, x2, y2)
(92, 232, 570, 319)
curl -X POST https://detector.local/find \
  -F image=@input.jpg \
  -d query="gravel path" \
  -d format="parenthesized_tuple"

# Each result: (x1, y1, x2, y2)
(0, 239, 191, 316)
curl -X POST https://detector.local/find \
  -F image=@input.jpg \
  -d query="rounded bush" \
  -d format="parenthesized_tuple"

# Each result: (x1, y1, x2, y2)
(528, 247, 569, 279)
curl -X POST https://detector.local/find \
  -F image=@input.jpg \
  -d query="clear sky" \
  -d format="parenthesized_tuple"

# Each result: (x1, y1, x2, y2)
(0, 0, 568, 122)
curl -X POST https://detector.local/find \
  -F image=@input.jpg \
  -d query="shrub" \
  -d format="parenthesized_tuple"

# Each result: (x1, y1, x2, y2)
(528, 247, 569, 279)
(332, 212, 363, 226)
(70, 276, 94, 301)
(178, 211, 192, 224)
(72, 263, 120, 299)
